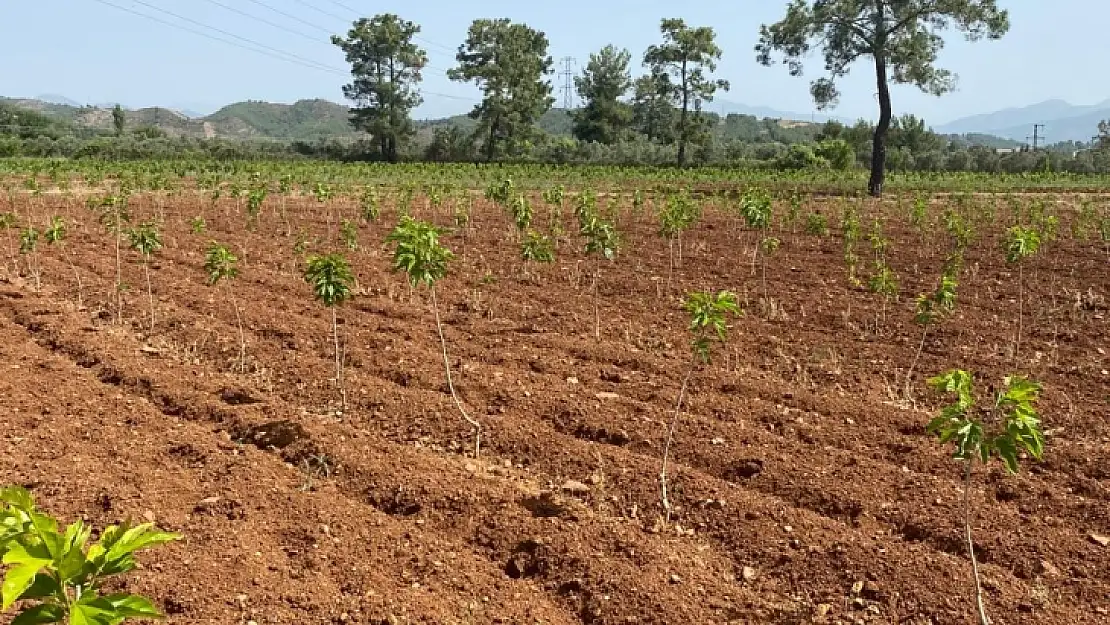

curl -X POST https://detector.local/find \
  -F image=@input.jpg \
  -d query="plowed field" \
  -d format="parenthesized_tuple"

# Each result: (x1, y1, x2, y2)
(1, 190, 1107, 624)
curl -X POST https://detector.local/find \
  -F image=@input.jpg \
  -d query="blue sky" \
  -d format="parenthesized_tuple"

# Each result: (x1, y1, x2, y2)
(3, 1, 1105, 124)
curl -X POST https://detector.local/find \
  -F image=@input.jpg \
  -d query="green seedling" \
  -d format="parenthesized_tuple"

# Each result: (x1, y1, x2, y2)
(739, 187, 774, 276)
(580, 213, 619, 340)
(805, 212, 828, 237)
(303, 253, 354, 410)
(45, 216, 83, 308)
(510, 193, 532, 234)
(127, 222, 162, 332)
(927, 371, 1045, 625)
(19, 226, 41, 289)
(359, 187, 380, 222)
(340, 219, 359, 251)
(387, 216, 481, 457)
(658, 190, 699, 285)
(905, 274, 958, 400)
(204, 242, 246, 372)
(521, 230, 555, 264)
(484, 178, 514, 208)
(91, 194, 131, 324)
(1003, 226, 1040, 358)
(246, 187, 266, 230)
(188, 216, 206, 235)
(660, 291, 741, 524)
(0, 212, 17, 269)
(0, 485, 180, 624)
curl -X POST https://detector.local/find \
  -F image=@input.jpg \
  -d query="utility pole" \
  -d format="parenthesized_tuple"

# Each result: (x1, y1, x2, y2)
(1032, 123, 1045, 151)
(559, 56, 576, 110)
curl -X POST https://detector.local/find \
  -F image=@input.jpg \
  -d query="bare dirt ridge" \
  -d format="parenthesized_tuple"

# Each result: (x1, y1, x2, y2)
(0, 190, 1107, 624)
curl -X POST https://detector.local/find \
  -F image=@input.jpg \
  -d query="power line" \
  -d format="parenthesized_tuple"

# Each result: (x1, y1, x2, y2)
(298, 0, 458, 55)
(123, 0, 345, 75)
(236, 0, 452, 77)
(197, 0, 324, 46)
(240, 0, 333, 36)
(90, 0, 345, 76)
(89, 0, 478, 103)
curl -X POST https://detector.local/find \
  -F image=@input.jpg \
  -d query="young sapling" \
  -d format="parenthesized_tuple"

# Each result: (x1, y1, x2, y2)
(127, 221, 163, 332)
(205, 242, 247, 372)
(387, 216, 482, 458)
(44, 216, 83, 308)
(927, 371, 1045, 625)
(303, 253, 354, 410)
(1003, 226, 1040, 358)
(660, 290, 741, 524)
(18, 226, 40, 289)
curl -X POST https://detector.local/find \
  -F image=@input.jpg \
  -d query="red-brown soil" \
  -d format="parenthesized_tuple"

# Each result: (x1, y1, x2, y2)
(1, 190, 1107, 624)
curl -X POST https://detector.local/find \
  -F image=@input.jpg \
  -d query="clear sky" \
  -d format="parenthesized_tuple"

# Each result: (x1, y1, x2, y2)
(2, 0, 1106, 125)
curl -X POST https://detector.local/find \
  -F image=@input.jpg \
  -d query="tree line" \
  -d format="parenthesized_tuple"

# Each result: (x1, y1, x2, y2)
(332, 2, 1015, 195)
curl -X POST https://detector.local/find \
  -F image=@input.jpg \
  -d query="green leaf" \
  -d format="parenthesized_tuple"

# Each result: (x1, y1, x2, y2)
(2, 554, 50, 611)
(0, 488, 34, 511)
(100, 594, 161, 619)
(19, 573, 60, 601)
(68, 601, 117, 625)
(102, 524, 179, 567)
(993, 436, 1019, 474)
(11, 604, 65, 625)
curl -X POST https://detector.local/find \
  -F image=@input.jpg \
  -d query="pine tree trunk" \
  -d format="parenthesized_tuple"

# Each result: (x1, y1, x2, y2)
(869, 53, 892, 198)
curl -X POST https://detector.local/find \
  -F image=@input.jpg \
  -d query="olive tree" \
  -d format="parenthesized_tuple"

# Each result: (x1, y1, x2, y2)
(756, 1, 1009, 196)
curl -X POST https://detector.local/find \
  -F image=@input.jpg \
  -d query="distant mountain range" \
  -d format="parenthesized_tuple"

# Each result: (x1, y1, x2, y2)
(10, 93, 1103, 147)
(936, 99, 1110, 144)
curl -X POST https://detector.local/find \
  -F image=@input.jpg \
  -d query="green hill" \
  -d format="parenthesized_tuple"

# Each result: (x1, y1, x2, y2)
(204, 99, 353, 141)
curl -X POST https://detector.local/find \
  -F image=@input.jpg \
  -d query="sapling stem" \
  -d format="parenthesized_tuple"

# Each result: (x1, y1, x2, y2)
(963, 460, 990, 625)
(332, 307, 346, 410)
(143, 259, 154, 331)
(660, 361, 694, 524)
(232, 293, 246, 373)
(432, 287, 481, 458)
(905, 325, 928, 399)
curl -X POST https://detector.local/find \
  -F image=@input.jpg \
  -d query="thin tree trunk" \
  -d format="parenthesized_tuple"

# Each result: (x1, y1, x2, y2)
(593, 262, 601, 340)
(62, 244, 83, 309)
(963, 461, 991, 625)
(904, 324, 929, 399)
(143, 259, 154, 332)
(1015, 262, 1024, 358)
(660, 361, 696, 524)
(432, 287, 482, 458)
(332, 307, 346, 410)
(115, 212, 122, 324)
(231, 290, 246, 373)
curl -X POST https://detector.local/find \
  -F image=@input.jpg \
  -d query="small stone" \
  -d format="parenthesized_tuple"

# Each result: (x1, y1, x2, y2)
(595, 392, 619, 400)
(142, 510, 156, 523)
(198, 496, 220, 506)
(464, 462, 478, 473)
(503, 459, 512, 468)
(566, 376, 579, 385)
(852, 597, 866, 609)
(851, 580, 865, 595)
(1089, 533, 1110, 547)
(845, 418, 856, 425)
(669, 574, 682, 584)
(561, 480, 590, 495)
(816, 604, 832, 616)
(711, 437, 725, 445)
(741, 566, 758, 582)
(1038, 560, 1060, 576)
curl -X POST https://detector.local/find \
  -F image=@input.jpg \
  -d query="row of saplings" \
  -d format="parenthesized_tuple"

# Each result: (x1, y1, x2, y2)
(1, 211, 1044, 625)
